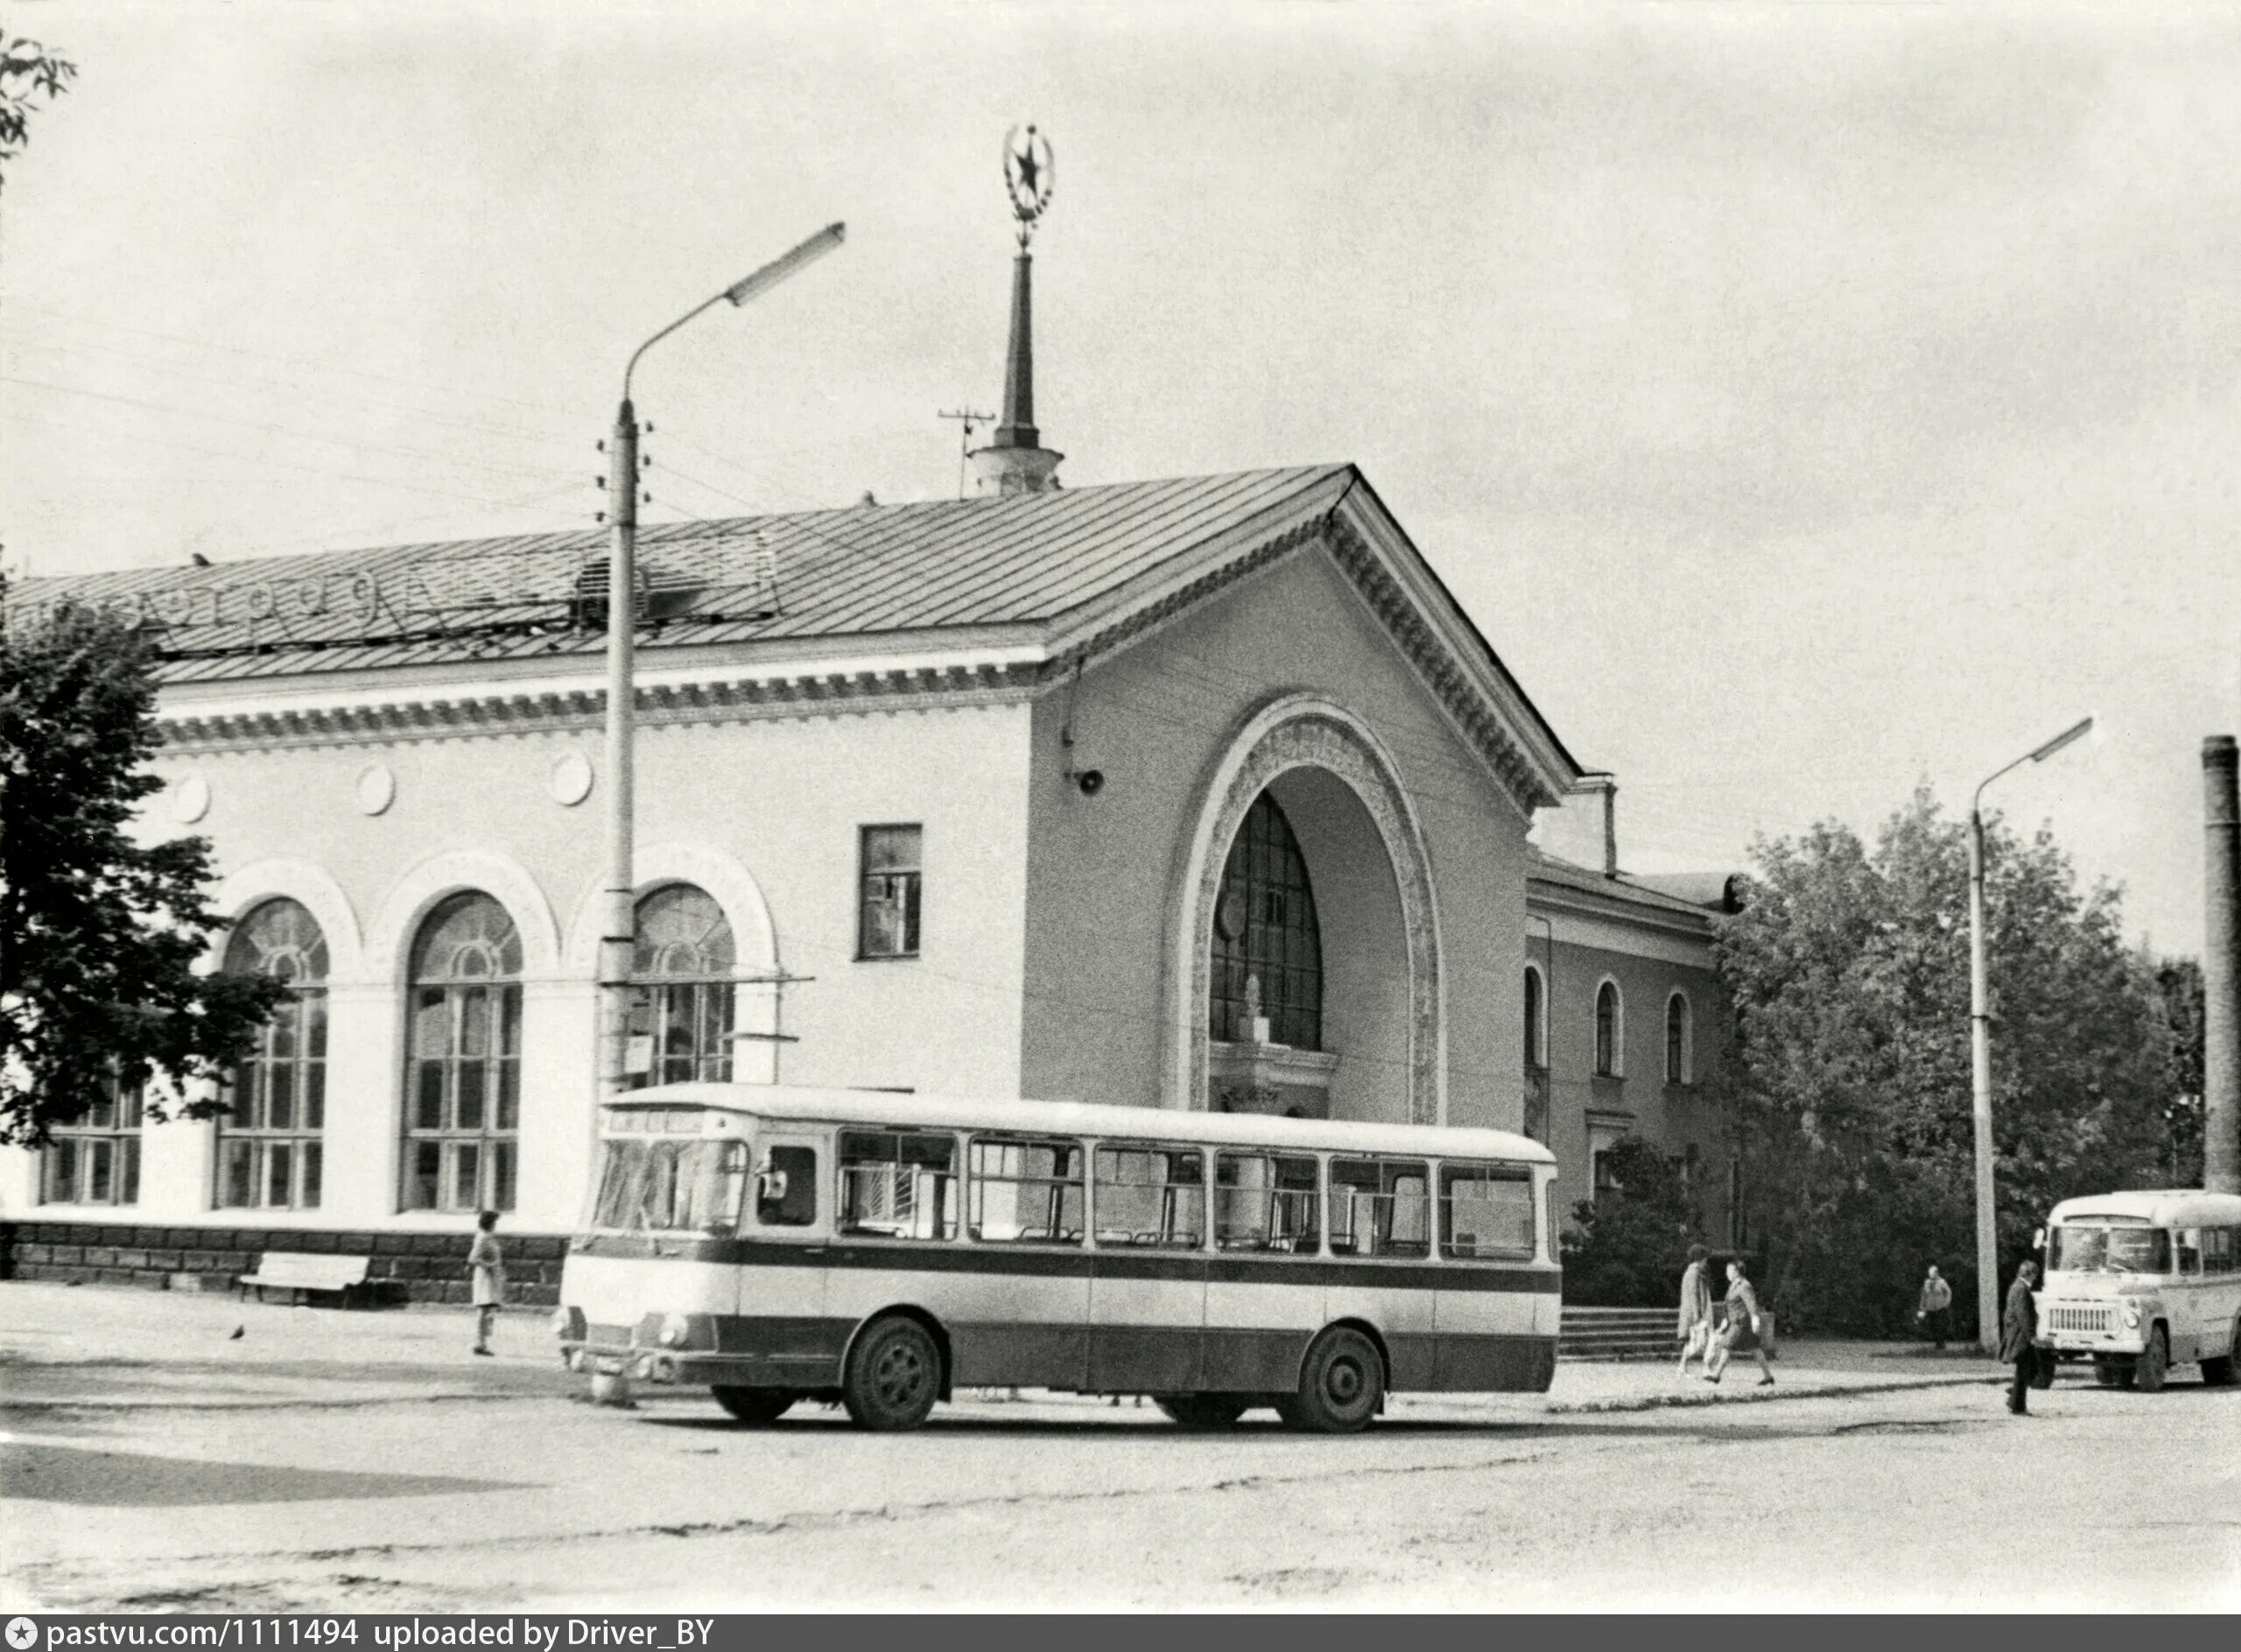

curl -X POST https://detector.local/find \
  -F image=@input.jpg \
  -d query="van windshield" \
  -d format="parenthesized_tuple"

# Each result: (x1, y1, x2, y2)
(2049, 1224, 2170, 1276)
(591, 1135, 747, 1234)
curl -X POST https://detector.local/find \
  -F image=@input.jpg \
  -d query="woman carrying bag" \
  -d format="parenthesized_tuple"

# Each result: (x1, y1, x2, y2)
(1705, 1259, 1774, 1387)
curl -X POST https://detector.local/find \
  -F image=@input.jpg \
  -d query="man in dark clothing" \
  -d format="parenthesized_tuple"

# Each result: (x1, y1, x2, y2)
(1999, 1260, 2040, 1414)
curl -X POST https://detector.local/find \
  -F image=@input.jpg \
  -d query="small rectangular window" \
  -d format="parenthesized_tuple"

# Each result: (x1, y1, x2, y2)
(756, 1144, 818, 1227)
(839, 1129, 958, 1240)
(1093, 1146, 1205, 1249)
(969, 1136, 1083, 1244)
(1214, 1151, 1320, 1252)
(859, 826, 924, 958)
(1441, 1163, 1536, 1260)
(2177, 1228, 2203, 1276)
(1329, 1157, 1429, 1258)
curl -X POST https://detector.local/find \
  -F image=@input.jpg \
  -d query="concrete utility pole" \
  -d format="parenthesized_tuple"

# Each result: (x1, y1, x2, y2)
(597, 224, 846, 1106)
(1969, 715, 2094, 1351)
(2205, 735, 2239, 1195)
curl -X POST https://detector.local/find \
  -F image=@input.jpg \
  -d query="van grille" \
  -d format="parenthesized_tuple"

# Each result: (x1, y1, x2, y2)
(2047, 1304, 2112, 1335)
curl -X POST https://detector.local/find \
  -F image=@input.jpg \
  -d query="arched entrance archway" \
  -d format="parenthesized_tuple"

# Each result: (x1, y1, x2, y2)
(1170, 695, 1444, 1125)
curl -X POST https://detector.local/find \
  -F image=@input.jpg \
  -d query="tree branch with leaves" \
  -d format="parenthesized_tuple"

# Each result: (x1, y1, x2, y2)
(1, 32, 76, 191)
(2, 584, 285, 1145)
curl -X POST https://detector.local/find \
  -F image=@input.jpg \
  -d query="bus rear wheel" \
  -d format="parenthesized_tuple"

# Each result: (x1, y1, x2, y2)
(2202, 1318, 2238, 1388)
(1155, 1394, 1250, 1429)
(843, 1315, 942, 1431)
(1282, 1326, 1384, 1434)
(2134, 1326, 2169, 1394)
(713, 1387, 797, 1424)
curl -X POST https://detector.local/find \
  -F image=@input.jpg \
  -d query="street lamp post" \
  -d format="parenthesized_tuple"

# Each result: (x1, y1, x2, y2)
(1967, 714, 2094, 1350)
(597, 223, 846, 1106)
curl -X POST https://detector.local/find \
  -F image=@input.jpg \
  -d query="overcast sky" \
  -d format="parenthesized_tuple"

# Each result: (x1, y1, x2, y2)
(4, 1, 2236, 954)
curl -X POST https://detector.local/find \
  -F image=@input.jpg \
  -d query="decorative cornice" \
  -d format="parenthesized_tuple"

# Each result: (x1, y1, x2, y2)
(1053, 510, 1561, 821)
(159, 661, 1043, 755)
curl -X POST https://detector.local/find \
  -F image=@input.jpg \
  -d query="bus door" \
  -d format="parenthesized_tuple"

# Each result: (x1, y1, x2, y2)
(1087, 1144, 1209, 1393)
(947, 1135, 1091, 1388)
(1432, 1163, 1542, 1390)
(1205, 1149, 1336, 1391)
(740, 1124, 831, 1373)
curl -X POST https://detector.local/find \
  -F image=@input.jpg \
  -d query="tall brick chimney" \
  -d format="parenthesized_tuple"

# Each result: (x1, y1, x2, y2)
(2205, 735, 2239, 1194)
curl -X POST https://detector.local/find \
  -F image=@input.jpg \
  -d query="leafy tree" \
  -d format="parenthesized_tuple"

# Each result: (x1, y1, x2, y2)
(1559, 1135, 1702, 1307)
(2154, 955, 2205, 1186)
(1711, 787, 2178, 1336)
(1, 587, 285, 1145)
(1, 33, 76, 191)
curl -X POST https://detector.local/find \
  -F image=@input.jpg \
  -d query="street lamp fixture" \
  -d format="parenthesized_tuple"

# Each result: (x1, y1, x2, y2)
(1967, 713, 2095, 1350)
(599, 224, 847, 1105)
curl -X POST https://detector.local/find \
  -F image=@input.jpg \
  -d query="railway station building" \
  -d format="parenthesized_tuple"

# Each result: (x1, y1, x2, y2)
(1, 248, 1740, 1299)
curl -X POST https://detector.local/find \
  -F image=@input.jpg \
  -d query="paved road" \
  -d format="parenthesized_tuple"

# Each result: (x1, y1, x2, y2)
(4, 1283, 2235, 1611)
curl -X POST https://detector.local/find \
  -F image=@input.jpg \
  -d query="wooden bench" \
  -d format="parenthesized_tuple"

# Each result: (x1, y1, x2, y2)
(236, 1251, 372, 1307)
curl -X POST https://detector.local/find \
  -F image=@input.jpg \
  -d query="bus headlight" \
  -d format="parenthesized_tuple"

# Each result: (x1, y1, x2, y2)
(657, 1314, 692, 1348)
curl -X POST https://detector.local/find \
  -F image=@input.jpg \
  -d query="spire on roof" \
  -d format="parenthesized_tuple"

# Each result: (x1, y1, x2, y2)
(971, 124, 1064, 497)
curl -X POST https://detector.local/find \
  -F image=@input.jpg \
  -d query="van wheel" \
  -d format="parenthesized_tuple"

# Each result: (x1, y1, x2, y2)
(713, 1387, 796, 1424)
(2201, 1319, 2237, 1388)
(2134, 1326, 2168, 1394)
(1155, 1395, 1250, 1428)
(842, 1316, 942, 1431)
(1282, 1327, 1384, 1434)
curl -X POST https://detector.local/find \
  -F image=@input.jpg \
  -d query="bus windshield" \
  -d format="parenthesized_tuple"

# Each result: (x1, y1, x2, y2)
(591, 1135, 748, 1234)
(2049, 1223, 2171, 1276)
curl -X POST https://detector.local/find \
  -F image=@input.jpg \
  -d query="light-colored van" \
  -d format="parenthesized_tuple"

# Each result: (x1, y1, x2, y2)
(2037, 1190, 2241, 1391)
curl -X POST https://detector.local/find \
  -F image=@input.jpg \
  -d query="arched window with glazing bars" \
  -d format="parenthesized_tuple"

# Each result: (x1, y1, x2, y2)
(1209, 793, 1323, 1051)
(630, 884, 736, 1085)
(219, 898, 329, 1209)
(402, 892, 522, 1213)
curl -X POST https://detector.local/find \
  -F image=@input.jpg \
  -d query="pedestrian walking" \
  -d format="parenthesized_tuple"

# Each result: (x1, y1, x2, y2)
(2000, 1258, 2041, 1415)
(1917, 1263, 1954, 1349)
(1704, 1259, 1774, 1386)
(469, 1209, 506, 1356)
(1676, 1243, 1714, 1377)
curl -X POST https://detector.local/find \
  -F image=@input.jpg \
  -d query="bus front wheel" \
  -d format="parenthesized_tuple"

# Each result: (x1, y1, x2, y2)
(1281, 1326, 1384, 1434)
(713, 1387, 797, 1424)
(843, 1315, 943, 1431)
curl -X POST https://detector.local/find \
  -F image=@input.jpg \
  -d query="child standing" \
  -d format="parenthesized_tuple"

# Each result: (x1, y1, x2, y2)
(469, 1209, 506, 1356)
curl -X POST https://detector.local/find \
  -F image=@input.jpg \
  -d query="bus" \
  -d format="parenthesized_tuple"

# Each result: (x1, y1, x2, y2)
(2036, 1189, 2241, 1392)
(555, 1083, 1563, 1432)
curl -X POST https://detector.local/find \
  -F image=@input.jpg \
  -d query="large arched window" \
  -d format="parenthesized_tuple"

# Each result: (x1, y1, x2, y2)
(1666, 990, 1692, 1085)
(1209, 793, 1322, 1050)
(220, 898, 329, 1210)
(1523, 965, 1546, 1070)
(631, 884, 736, 1085)
(403, 892, 523, 1213)
(1594, 980, 1622, 1078)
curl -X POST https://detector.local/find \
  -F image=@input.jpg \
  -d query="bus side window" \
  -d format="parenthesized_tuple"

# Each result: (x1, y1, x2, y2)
(1441, 1163, 1535, 1261)
(756, 1145, 817, 1227)
(1329, 1157, 1429, 1258)
(2177, 1228, 2203, 1275)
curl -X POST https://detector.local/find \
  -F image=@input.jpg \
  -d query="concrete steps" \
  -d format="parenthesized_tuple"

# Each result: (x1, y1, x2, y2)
(1560, 1306, 1677, 1361)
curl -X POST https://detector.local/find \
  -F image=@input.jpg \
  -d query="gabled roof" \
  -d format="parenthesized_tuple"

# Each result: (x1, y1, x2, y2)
(10, 467, 1351, 682)
(10, 462, 1582, 807)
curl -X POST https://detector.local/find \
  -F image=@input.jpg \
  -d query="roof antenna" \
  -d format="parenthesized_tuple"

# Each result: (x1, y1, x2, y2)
(938, 407, 995, 500)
